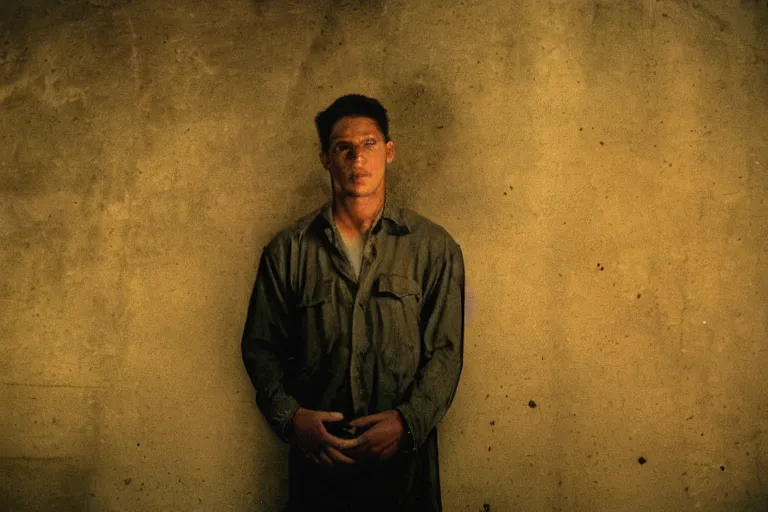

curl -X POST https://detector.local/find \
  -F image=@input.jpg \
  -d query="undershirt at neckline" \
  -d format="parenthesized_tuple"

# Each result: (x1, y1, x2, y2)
(332, 205, 384, 280)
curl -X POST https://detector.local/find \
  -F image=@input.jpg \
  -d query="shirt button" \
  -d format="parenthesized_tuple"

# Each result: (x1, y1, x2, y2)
(358, 302, 365, 310)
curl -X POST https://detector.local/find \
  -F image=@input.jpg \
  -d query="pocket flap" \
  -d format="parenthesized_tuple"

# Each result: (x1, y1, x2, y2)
(298, 279, 334, 307)
(375, 274, 421, 300)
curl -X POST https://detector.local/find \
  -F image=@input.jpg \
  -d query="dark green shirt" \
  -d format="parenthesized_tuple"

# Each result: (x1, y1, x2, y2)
(241, 194, 465, 509)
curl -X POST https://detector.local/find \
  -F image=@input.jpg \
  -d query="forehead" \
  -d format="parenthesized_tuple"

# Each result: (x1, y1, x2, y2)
(329, 116, 383, 141)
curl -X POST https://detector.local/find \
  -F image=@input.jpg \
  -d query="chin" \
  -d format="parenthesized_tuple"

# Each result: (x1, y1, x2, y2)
(341, 184, 371, 197)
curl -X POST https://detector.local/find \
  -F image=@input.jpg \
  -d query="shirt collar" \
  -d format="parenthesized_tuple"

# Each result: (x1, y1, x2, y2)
(317, 194, 412, 236)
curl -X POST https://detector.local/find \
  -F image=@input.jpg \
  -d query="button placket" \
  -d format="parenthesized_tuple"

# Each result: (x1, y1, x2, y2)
(349, 234, 380, 416)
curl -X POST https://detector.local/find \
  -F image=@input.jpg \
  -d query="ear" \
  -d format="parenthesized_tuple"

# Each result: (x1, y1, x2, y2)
(385, 140, 395, 164)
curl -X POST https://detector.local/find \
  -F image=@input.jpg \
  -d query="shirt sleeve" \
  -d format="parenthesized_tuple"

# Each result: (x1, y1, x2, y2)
(241, 242, 301, 444)
(396, 236, 465, 451)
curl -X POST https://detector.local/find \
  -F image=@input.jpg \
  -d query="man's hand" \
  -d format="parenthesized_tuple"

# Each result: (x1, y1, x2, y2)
(290, 408, 357, 469)
(338, 410, 405, 462)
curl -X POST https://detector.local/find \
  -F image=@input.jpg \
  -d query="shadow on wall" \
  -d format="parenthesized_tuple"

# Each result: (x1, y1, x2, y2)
(0, 459, 92, 512)
(735, 493, 768, 512)
(380, 67, 457, 210)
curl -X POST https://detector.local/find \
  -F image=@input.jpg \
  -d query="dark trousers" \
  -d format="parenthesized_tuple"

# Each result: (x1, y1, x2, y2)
(283, 428, 442, 512)
(283, 447, 416, 511)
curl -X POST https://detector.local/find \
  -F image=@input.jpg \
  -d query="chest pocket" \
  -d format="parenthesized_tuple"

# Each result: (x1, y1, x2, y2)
(372, 274, 422, 373)
(375, 274, 421, 309)
(295, 278, 337, 369)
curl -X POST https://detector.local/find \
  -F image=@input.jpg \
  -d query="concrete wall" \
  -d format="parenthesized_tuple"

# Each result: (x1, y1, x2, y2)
(1, 1, 767, 510)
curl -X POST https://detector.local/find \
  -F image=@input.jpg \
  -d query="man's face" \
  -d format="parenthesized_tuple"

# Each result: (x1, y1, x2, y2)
(320, 116, 395, 199)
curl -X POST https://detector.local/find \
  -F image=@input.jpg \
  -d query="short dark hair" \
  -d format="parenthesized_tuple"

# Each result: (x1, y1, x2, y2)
(314, 94, 390, 154)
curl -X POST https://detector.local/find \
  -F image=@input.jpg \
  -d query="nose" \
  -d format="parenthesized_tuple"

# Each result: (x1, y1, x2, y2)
(347, 147, 365, 164)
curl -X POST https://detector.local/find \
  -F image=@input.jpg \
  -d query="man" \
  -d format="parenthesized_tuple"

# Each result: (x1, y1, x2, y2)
(241, 94, 465, 511)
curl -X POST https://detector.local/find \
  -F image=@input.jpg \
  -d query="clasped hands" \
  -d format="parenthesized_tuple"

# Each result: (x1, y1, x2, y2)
(289, 407, 406, 469)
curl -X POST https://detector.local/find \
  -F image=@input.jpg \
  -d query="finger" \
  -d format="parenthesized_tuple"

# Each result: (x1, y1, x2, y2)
(323, 432, 359, 451)
(325, 432, 368, 451)
(326, 446, 356, 465)
(320, 411, 345, 423)
(340, 436, 372, 457)
(348, 413, 385, 428)
(318, 450, 334, 468)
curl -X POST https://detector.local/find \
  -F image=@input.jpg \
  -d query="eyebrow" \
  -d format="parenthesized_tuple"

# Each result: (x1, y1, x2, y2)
(330, 133, 379, 144)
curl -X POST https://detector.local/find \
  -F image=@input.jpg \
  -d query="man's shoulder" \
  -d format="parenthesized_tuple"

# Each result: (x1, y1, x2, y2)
(401, 206, 462, 251)
(262, 203, 327, 256)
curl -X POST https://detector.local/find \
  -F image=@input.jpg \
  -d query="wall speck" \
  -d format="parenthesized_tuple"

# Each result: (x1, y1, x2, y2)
(124, 478, 132, 486)
(528, 400, 537, 408)
(720, 465, 725, 471)
(483, 504, 491, 512)
(638, 457, 647, 465)
(600, 141, 604, 145)
(490, 420, 495, 426)
(637, 293, 641, 299)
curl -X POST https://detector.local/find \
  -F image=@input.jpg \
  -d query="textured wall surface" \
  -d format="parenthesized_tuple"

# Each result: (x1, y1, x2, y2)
(1, 1, 767, 511)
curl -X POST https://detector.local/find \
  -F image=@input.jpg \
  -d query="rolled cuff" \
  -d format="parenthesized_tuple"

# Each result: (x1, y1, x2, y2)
(267, 393, 302, 444)
(395, 405, 419, 453)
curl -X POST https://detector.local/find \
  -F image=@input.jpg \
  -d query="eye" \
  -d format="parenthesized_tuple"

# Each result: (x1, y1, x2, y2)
(364, 139, 376, 147)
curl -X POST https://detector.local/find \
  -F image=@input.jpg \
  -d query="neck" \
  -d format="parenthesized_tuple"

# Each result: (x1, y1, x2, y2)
(332, 191, 385, 236)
